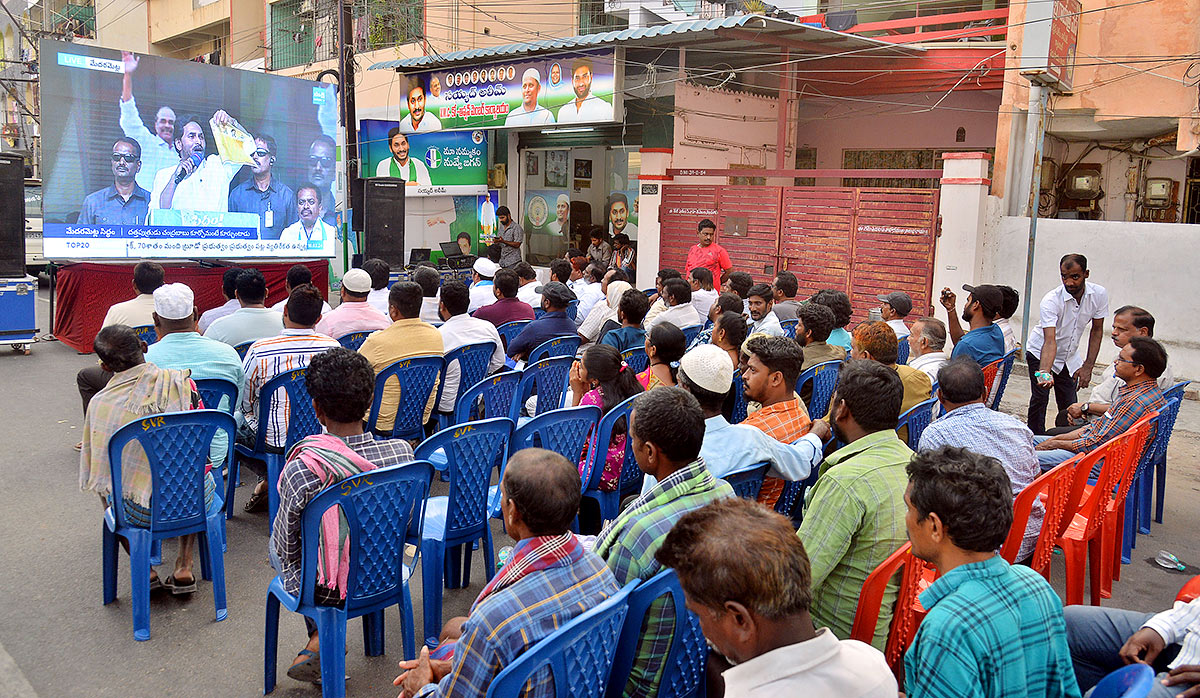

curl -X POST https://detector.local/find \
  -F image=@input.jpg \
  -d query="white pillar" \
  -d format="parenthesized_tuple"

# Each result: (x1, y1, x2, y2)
(634, 148, 672, 290)
(932, 152, 992, 305)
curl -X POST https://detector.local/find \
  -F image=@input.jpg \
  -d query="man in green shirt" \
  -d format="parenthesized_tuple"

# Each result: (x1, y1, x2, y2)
(798, 359, 910, 648)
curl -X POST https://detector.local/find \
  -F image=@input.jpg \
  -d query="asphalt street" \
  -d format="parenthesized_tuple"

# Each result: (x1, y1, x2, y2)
(1, 282, 1197, 697)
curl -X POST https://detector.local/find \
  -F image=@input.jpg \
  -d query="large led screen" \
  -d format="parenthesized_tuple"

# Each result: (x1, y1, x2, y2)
(40, 39, 340, 259)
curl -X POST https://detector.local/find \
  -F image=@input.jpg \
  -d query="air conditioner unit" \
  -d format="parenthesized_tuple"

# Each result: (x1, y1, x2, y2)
(1065, 173, 1102, 200)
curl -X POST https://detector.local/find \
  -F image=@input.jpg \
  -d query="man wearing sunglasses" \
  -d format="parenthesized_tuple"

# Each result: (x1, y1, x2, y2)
(77, 137, 151, 226)
(307, 135, 339, 227)
(228, 134, 298, 240)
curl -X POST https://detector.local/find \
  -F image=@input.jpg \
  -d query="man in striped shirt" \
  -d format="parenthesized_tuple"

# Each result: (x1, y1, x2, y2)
(237, 284, 339, 511)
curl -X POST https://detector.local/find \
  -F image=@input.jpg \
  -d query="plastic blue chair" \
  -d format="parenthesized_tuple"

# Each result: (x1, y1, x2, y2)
(230, 368, 322, 528)
(263, 461, 433, 697)
(780, 318, 799, 339)
(1151, 381, 1190, 524)
(896, 340, 910, 366)
(776, 465, 820, 527)
(988, 348, 1019, 410)
(436, 342, 501, 430)
(722, 462, 770, 500)
(366, 355, 445, 442)
(485, 582, 635, 698)
(896, 397, 938, 450)
(193, 377, 237, 415)
(1090, 664, 1154, 698)
(607, 569, 705, 698)
(495, 406, 601, 520)
(620, 347, 649, 375)
(581, 396, 637, 525)
(529, 335, 582, 363)
(233, 340, 254, 359)
(496, 320, 531, 350)
(515, 356, 575, 420)
(1122, 401, 1173, 564)
(796, 360, 842, 419)
(102, 409, 234, 641)
(566, 298, 580, 322)
(131, 324, 158, 346)
(336, 330, 372, 351)
(414, 418, 512, 646)
(643, 288, 656, 297)
(534, 307, 546, 320)
(679, 324, 703, 346)
(730, 374, 748, 424)
(454, 370, 522, 425)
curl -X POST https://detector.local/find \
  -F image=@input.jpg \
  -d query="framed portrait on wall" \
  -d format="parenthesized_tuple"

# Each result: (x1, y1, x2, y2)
(545, 150, 568, 188)
(526, 151, 540, 176)
(574, 158, 592, 180)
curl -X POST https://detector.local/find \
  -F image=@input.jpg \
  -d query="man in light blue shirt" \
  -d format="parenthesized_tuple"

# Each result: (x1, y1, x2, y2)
(205, 269, 284, 349)
(145, 283, 244, 467)
(642, 345, 830, 494)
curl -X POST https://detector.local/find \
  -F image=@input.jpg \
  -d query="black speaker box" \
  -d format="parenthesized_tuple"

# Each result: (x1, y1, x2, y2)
(0, 153, 24, 278)
(363, 178, 405, 266)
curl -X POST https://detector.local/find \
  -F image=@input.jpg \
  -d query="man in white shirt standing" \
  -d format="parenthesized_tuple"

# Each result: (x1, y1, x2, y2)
(907, 317, 949, 384)
(1025, 254, 1109, 434)
(434, 281, 505, 416)
(374, 128, 432, 185)
(117, 51, 177, 192)
(656, 497, 898, 698)
(504, 68, 555, 127)
(555, 58, 614, 124)
(996, 285, 1020, 353)
(877, 291, 912, 340)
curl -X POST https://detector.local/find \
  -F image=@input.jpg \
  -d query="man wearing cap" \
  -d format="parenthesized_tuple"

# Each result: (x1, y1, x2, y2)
(314, 269, 390, 340)
(548, 194, 570, 235)
(506, 282, 577, 361)
(474, 268, 536, 328)
(878, 291, 913, 340)
(642, 344, 831, 495)
(495, 206, 524, 269)
(939, 284, 1006, 366)
(504, 68, 555, 127)
(145, 282, 244, 468)
(468, 257, 500, 314)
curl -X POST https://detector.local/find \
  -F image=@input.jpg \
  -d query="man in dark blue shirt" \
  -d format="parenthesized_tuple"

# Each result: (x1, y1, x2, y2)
(227, 134, 297, 240)
(506, 281, 577, 361)
(77, 137, 151, 226)
(942, 284, 1006, 366)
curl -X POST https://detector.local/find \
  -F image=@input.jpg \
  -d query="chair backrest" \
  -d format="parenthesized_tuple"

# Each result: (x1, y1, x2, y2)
(516, 356, 575, 419)
(255, 367, 323, 453)
(980, 357, 1003, 404)
(534, 307, 546, 320)
(1176, 575, 1200, 603)
(566, 299, 580, 322)
(721, 462, 770, 500)
(444, 341, 500, 412)
(131, 324, 158, 346)
(796, 360, 842, 419)
(454, 370, 522, 424)
(1000, 457, 1079, 569)
(497, 320, 532, 350)
(1074, 431, 1143, 542)
(1147, 397, 1183, 468)
(336, 330, 372, 351)
(486, 582, 634, 698)
(730, 374, 748, 424)
(1164, 380, 1191, 403)
(678, 324, 702, 346)
(849, 542, 937, 678)
(233, 340, 254, 359)
(988, 349, 1019, 409)
(581, 396, 636, 495)
(619, 347, 649, 375)
(1090, 664, 1155, 698)
(107, 409, 236, 534)
(414, 419, 512, 543)
(607, 569, 705, 698)
(896, 397, 938, 450)
(296, 461, 433, 612)
(513, 406, 601, 468)
(774, 465, 820, 524)
(366, 354, 445, 440)
(896, 340, 910, 366)
(530, 335, 582, 363)
(192, 377, 237, 415)
(779, 318, 799, 339)
(642, 288, 656, 297)
(1111, 414, 1157, 511)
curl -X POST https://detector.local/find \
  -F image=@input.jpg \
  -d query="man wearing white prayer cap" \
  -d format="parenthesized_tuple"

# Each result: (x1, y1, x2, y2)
(549, 193, 570, 234)
(504, 67, 555, 127)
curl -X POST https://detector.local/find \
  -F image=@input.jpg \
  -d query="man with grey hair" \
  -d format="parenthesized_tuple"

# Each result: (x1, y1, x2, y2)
(908, 316, 949, 384)
(118, 51, 178, 191)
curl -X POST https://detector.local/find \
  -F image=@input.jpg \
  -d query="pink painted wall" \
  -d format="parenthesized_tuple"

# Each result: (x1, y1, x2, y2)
(672, 82, 791, 184)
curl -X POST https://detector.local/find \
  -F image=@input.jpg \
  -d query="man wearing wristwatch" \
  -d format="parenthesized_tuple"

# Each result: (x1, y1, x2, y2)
(1045, 305, 1175, 435)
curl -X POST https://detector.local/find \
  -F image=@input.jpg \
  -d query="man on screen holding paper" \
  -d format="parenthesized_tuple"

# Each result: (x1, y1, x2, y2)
(150, 111, 244, 213)
(374, 128, 432, 185)
(77, 137, 151, 226)
(280, 183, 336, 253)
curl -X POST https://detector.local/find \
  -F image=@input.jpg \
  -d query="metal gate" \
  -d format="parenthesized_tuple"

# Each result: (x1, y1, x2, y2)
(660, 185, 939, 320)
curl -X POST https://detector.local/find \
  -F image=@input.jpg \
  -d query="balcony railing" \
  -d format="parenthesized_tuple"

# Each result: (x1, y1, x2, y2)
(268, 0, 421, 71)
(796, 6, 1009, 43)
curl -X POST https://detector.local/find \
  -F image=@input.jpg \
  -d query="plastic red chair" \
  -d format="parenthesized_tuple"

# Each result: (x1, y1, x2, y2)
(1000, 455, 1084, 573)
(1176, 576, 1200, 603)
(850, 543, 937, 679)
(1056, 429, 1144, 606)
(980, 356, 1003, 404)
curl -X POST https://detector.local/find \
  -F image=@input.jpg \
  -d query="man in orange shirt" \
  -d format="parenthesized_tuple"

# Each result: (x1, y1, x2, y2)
(684, 218, 732, 282)
(740, 335, 813, 508)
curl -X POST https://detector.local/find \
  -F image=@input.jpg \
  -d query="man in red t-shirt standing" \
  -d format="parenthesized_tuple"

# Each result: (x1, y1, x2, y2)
(684, 218, 733, 282)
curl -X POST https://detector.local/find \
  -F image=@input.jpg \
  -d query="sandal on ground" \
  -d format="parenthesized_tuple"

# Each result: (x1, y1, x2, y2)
(243, 488, 269, 513)
(150, 574, 163, 592)
(286, 649, 322, 684)
(74, 441, 83, 452)
(162, 574, 197, 595)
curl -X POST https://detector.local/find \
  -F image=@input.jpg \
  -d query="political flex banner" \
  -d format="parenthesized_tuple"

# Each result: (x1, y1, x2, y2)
(362, 119, 488, 196)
